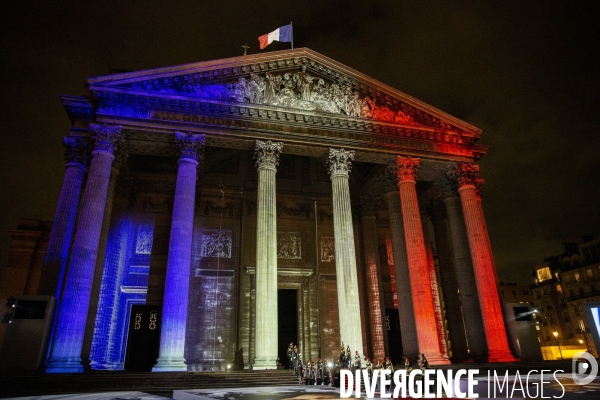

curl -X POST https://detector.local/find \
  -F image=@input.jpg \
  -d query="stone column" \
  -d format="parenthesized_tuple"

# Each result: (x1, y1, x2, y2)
(327, 148, 364, 359)
(378, 165, 418, 357)
(453, 163, 516, 362)
(429, 201, 469, 361)
(436, 173, 487, 359)
(46, 123, 122, 373)
(252, 140, 283, 370)
(395, 156, 448, 364)
(153, 132, 204, 372)
(359, 197, 388, 361)
(38, 137, 88, 297)
(420, 205, 449, 360)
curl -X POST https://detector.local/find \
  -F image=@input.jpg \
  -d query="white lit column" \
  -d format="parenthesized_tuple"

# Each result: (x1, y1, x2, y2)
(252, 140, 283, 370)
(328, 148, 364, 360)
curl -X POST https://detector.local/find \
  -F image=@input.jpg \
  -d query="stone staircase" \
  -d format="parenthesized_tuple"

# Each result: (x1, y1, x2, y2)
(0, 360, 576, 398)
(0, 369, 300, 398)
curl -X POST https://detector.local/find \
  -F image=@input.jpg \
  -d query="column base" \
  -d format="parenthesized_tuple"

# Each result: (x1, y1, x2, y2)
(46, 357, 84, 374)
(486, 351, 520, 363)
(252, 357, 278, 370)
(152, 357, 187, 372)
(425, 354, 451, 365)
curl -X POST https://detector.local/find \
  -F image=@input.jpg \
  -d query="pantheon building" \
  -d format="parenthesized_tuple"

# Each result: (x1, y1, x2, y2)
(0, 48, 517, 373)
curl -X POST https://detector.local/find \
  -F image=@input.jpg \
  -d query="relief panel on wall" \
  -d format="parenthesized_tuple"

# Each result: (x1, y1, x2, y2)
(277, 232, 302, 259)
(320, 236, 335, 262)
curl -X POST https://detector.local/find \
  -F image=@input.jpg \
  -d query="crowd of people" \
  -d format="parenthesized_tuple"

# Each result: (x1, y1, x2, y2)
(286, 341, 431, 386)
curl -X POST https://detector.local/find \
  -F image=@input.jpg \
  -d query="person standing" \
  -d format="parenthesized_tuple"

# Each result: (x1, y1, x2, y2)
(345, 345, 352, 369)
(287, 343, 294, 370)
(296, 352, 304, 384)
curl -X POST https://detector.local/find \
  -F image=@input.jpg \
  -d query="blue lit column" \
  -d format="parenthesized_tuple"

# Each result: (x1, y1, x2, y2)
(38, 137, 88, 297)
(46, 123, 122, 373)
(252, 140, 282, 370)
(153, 132, 204, 372)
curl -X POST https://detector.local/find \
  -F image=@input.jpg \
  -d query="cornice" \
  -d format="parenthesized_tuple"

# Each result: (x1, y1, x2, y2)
(87, 48, 482, 137)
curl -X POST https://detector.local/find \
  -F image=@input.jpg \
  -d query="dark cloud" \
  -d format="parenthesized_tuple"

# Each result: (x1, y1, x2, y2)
(1, 1, 599, 284)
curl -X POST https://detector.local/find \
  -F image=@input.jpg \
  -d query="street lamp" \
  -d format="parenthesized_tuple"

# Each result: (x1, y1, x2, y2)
(553, 331, 563, 360)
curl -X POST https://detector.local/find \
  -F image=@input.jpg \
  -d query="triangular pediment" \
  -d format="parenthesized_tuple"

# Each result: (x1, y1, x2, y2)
(88, 48, 481, 138)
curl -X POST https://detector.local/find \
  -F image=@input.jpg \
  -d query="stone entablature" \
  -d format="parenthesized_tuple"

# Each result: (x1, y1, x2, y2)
(72, 49, 486, 162)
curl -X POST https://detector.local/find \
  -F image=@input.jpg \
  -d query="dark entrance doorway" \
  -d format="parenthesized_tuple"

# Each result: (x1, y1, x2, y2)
(386, 309, 403, 364)
(278, 289, 298, 369)
(124, 304, 161, 372)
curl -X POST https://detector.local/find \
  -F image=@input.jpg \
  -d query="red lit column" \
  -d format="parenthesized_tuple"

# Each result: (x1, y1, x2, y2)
(395, 156, 448, 364)
(453, 163, 517, 362)
(359, 196, 388, 361)
(379, 165, 418, 357)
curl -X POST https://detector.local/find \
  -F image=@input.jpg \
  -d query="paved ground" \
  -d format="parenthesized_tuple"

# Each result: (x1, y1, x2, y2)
(3, 374, 600, 399)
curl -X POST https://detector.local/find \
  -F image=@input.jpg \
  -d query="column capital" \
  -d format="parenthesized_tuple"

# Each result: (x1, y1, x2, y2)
(89, 123, 122, 154)
(430, 201, 447, 221)
(112, 143, 129, 171)
(63, 136, 89, 166)
(434, 172, 459, 199)
(327, 148, 354, 178)
(394, 156, 420, 182)
(175, 132, 205, 162)
(453, 163, 484, 197)
(419, 201, 433, 219)
(358, 196, 381, 218)
(254, 140, 283, 170)
(377, 164, 399, 193)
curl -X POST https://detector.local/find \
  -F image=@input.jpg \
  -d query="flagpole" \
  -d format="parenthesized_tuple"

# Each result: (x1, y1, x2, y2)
(291, 21, 294, 49)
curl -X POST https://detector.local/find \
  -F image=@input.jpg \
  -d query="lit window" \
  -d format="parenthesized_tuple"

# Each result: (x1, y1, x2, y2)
(575, 272, 581, 282)
(586, 269, 594, 278)
(537, 267, 552, 282)
(556, 284, 562, 294)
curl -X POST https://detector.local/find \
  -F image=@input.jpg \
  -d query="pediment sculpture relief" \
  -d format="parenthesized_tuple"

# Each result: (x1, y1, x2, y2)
(169, 66, 418, 125)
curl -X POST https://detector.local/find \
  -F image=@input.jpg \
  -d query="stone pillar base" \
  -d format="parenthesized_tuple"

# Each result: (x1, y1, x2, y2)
(426, 354, 451, 365)
(46, 358, 84, 374)
(152, 357, 187, 372)
(487, 352, 520, 363)
(252, 357, 278, 370)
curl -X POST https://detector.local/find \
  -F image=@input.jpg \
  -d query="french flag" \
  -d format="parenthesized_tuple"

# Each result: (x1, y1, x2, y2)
(258, 24, 292, 49)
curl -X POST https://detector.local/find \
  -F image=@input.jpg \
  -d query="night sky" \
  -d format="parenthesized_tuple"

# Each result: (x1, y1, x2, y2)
(1, 1, 599, 285)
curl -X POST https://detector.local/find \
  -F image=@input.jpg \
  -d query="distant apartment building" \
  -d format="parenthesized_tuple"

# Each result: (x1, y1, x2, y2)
(531, 237, 600, 360)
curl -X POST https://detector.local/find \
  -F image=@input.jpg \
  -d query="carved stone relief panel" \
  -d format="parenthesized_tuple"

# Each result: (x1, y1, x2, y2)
(135, 225, 154, 254)
(277, 232, 302, 259)
(200, 229, 232, 258)
(320, 236, 335, 262)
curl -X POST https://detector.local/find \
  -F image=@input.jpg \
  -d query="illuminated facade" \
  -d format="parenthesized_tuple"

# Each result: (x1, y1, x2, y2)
(0, 48, 517, 372)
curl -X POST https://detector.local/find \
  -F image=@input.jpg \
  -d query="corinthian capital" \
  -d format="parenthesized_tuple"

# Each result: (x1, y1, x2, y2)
(377, 165, 399, 193)
(254, 140, 283, 169)
(63, 136, 89, 165)
(90, 123, 122, 153)
(358, 196, 381, 217)
(175, 132, 205, 162)
(394, 156, 420, 182)
(434, 172, 459, 199)
(327, 148, 354, 178)
(453, 163, 485, 197)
